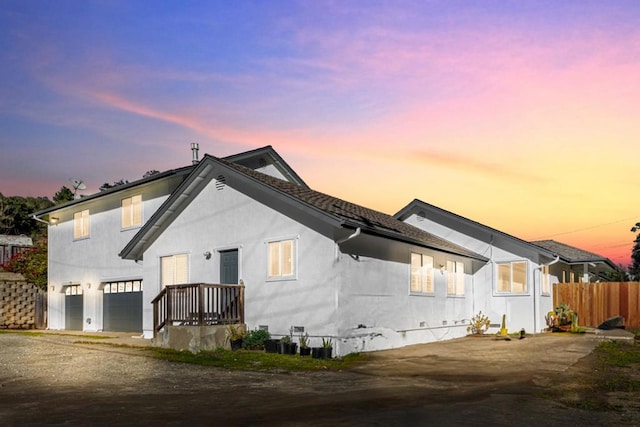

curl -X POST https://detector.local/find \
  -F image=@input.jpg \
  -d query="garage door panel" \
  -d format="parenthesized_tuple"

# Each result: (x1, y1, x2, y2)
(65, 295, 83, 330)
(103, 281, 143, 332)
(104, 292, 142, 332)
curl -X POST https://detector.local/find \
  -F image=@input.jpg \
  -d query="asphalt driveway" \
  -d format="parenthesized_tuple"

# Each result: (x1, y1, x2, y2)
(0, 331, 635, 426)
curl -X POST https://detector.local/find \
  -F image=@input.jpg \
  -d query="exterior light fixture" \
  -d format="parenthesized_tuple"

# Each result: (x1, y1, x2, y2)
(203, 251, 212, 260)
(50, 217, 59, 224)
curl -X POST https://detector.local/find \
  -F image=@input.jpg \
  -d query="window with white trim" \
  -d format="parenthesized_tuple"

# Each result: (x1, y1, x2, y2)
(103, 280, 143, 294)
(446, 260, 465, 296)
(497, 261, 527, 293)
(267, 239, 296, 280)
(161, 254, 188, 287)
(65, 284, 83, 295)
(410, 253, 434, 294)
(541, 265, 550, 295)
(73, 209, 90, 239)
(121, 195, 142, 229)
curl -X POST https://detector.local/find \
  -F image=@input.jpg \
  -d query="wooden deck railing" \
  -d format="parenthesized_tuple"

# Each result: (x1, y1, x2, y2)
(151, 283, 245, 336)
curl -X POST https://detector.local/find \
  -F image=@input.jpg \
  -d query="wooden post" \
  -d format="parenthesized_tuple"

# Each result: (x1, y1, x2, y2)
(198, 283, 204, 326)
(166, 287, 173, 327)
(239, 284, 245, 324)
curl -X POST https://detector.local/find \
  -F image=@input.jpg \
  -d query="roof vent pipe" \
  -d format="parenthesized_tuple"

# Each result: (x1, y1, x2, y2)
(191, 143, 200, 165)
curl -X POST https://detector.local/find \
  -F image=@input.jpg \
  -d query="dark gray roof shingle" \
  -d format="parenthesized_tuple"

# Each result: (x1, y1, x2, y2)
(219, 157, 487, 261)
(530, 239, 609, 263)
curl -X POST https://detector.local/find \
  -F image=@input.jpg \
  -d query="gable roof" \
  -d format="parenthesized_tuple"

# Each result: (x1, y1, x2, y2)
(530, 240, 617, 269)
(223, 145, 308, 188)
(33, 165, 195, 218)
(33, 146, 306, 219)
(120, 155, 488, 262)
(395, 199, 558, 259)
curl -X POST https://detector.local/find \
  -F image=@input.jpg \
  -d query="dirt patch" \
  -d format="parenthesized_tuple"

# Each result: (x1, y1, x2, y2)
(0, 332, 638, 425)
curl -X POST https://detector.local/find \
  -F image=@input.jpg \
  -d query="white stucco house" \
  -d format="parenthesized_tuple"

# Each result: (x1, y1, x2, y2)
(34, 146, 617, 355)
(394, 199, 618, 334)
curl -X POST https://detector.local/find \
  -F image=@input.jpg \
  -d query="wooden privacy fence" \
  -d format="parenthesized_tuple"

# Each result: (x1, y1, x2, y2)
(553, 282, 640, 329)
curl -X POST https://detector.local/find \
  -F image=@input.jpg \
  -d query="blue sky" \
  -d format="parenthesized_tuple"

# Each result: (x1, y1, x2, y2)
(2, 1, 639, 265)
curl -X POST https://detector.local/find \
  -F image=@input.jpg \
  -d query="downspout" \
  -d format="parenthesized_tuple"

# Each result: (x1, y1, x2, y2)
(535, 254, 560, 332)
(31, 214, 49, 225)
(335, 227, 361, 261)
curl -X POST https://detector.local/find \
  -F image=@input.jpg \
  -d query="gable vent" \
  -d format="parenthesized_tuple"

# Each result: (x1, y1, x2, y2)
(215, 175, 226, 190)
(416, 211, 426, 222)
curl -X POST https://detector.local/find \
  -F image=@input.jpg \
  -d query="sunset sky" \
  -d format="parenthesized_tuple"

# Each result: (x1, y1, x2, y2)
(1, 1, 639, 266)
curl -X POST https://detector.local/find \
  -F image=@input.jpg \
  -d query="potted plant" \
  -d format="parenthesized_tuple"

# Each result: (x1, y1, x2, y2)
(226, 324, 245, 351)
(264, 336, 280, 353)
(552, 303, 576, 332)
(279, 335, 291, 354)
(320, 337, 333, 359)
(299, 332, 311, 356)
(467, 311, 491, 336)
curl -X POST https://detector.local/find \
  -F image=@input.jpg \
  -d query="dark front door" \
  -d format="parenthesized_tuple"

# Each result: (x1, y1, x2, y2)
(220, 249, 238, 284)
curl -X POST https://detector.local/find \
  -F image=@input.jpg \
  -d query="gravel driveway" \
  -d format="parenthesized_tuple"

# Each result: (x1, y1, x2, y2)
(0, 331, 635, 426)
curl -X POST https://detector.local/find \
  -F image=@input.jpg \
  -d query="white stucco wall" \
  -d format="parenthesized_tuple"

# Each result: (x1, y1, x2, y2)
(334, 248, 475, 355)
(402, 213, 556, 334)
(47, 180, 177, 331)
(140, 178, 490, 355)
(141, 177, 341, 342)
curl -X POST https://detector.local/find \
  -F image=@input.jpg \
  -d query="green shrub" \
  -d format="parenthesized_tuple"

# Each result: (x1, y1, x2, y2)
(242, 329, 270, 350)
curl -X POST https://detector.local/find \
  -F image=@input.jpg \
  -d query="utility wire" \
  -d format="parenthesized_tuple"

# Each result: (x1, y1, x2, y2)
(533, 215, 639, 240)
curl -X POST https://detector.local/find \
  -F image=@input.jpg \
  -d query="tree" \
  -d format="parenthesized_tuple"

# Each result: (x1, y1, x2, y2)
(143, 170, 160, 178)
(0, 238, 48, 291)
(100, 179, 129, 192)
(53, 186, 75, 204)
(0, 193, 52, 240)
(630, 233, 640, 280)
(601, 266, 630, 282)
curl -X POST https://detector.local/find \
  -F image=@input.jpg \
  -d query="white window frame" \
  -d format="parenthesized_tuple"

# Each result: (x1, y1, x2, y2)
(160, 253, 189, 288)
(496, 260, 528, 294)
(541, 265, 550, 295)
(121, 195, 142, 229)
(103, 280, 143, 294)
(64, 284, 83, 296)
(446, 260, 465, 296)
(410, 253, 434, 295)
(73, 209, 90, 240)
(266, 237, 297, 281)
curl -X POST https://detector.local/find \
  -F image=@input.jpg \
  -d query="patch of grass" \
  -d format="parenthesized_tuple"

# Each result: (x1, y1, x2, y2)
(597, 341, 640, 367)
(146, 347, 367, 372)
(0, 330, 111, 340)
(0, 329, 45, 337)
(540, 340, 640, 412)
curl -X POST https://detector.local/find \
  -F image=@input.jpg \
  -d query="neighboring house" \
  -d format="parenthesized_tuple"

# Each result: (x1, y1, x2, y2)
(0, 235, 33, 266)
(530, 240, 618, 283)
(394, 199, 618, 334)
